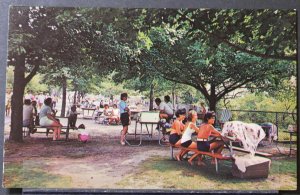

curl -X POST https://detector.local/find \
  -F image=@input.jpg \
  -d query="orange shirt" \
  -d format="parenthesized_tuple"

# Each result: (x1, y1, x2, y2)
(170, 119, 185, 135)
(197, 123, 221, 139)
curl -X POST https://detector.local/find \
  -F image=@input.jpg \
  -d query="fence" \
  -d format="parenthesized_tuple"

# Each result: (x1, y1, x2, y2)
(216, 109, 297, 141)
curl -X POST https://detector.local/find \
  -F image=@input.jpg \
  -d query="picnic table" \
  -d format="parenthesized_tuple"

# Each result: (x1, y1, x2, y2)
(81, 107, 96, 119)
(124, 111, 162, 146)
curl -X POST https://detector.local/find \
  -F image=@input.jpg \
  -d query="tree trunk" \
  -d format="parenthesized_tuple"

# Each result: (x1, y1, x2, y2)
(208, 84, 217, 112)
(73, 90, 77, 105)
(172, 85, 175, 113)
(9, 55, 26, 142)
(60, 76, 67, 117)
(149, 83, 154, 111)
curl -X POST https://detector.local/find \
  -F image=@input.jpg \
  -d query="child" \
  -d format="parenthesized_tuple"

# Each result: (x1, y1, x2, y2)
(119, 93, 130, 146)
(68, 105, 78, 128)
(77, 124, 89, 143)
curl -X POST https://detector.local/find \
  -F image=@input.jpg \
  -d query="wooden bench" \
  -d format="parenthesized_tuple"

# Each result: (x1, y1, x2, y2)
(230, 146, 272, 157)
(170, 144, 233, 173)
(23, 118, 77, 140)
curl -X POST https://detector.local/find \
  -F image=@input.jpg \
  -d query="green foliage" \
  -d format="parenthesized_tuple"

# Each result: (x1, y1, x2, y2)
(25, 74, 48, 93)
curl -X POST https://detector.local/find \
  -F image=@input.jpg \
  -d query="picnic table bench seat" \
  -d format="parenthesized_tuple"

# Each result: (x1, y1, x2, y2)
(23, 121, 77, 141)
(169, 144, 233, 173)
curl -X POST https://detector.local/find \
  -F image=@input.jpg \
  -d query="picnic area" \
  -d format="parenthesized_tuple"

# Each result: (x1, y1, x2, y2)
(3, 6, 297, 192)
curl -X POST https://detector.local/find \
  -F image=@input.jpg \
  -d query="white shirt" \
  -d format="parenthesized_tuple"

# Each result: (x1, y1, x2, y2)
(181, 122, 195, 143)
(112, 108, 120, 116)
(159, 102, 173, 115)
(23, 105, 33, 121)
(38, 95, 45, 104)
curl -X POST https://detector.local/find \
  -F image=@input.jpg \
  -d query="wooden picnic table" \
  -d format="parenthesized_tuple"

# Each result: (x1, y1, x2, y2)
(81, 107, 96, 119)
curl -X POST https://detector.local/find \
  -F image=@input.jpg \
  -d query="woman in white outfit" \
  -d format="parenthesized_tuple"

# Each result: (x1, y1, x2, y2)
(176, 110, 200, 161)
(39, 98, 62, 140)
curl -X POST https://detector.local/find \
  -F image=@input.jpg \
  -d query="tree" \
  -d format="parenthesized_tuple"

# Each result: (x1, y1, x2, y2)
(7, 7, 142, 141)
(134, 26, 295, 111)
(8, 7, 62, 142)
(141, 9, 296, 61)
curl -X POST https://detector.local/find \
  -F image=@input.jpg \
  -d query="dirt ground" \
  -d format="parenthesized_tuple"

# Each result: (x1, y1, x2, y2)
(3, 117, 297, 189)
(3, 117, 171, 188)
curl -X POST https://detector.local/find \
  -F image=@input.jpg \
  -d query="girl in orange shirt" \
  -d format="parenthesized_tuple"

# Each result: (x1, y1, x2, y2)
(195, 111, 224, 165)
(169, 109, 186, 146)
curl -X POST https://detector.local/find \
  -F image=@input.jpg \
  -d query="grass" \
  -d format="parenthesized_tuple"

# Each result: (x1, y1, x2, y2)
(116, 156, 297, 190)
(3, 161, 72, 188)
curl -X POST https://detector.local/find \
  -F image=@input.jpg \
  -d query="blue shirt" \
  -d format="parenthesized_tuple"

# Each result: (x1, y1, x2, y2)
(39, 105, 52, 118)
(119, 100, 127, 114)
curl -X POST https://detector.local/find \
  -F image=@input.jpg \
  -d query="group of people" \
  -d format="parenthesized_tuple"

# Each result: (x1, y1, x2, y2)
(23, 97, 63, 141)
(101, 104, 121, 125)
(169, 109, 224, 165)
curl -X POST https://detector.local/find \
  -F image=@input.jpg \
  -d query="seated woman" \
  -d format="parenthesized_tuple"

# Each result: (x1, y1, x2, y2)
(169, 109, 186, 146)
(176, 110, 200, 161)
(109, 104, 120, 125)
(195, 111, 224, 165)
(39, 98, 63, 141)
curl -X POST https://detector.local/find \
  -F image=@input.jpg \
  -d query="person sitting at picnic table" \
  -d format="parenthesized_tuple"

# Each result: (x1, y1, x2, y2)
(155, 96, 174, 122)
(39, 97, 63, 141)
(169, 108, 186, 146)
(99, 100, 104, 108)
(23, 99, 34, 133)
(195, 111, 225, 165)
(176, 110, 200, 161)
(109, 104, 120, 125)
(155, 97, 174, 140)
(103, 104, 110, 116)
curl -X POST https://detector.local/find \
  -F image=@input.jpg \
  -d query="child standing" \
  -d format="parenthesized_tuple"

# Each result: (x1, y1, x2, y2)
(68, 105, 78, 128)
(119, 93, 130, 146)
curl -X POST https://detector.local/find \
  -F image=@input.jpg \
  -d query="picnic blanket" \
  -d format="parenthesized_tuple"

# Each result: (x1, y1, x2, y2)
(221, 121, 266, 156)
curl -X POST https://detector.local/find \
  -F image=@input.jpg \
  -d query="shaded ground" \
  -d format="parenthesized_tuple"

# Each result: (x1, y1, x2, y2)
(3, 117, 297, 190)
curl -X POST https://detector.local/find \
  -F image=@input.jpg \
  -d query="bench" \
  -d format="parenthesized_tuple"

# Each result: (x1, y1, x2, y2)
(23, 118, 77, 140)
(170, 144, 233, 173)
(230, 146, 272, 157)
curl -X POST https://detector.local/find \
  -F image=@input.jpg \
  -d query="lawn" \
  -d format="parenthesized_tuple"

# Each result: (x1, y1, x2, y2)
(116, 156, 297, 190)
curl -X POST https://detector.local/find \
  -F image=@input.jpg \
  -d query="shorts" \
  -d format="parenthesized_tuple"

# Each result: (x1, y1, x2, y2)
(40, 116, 55, 126)
(169, 133, 180, 145)
(197, 141, 210, 152)
(120, 112, 129, 127)
(181, 140, 192, 148)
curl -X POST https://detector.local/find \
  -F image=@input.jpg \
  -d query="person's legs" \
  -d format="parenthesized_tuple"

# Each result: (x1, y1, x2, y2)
(120, 112, 129, 145)
(51, 121, 62, 140)
(121, 125, 128, 144)
(209, 140, 224, 164)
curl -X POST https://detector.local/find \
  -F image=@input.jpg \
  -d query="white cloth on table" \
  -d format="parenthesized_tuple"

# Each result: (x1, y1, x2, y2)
(221, 121, 266, 156)
(234, 154, 271, 173)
